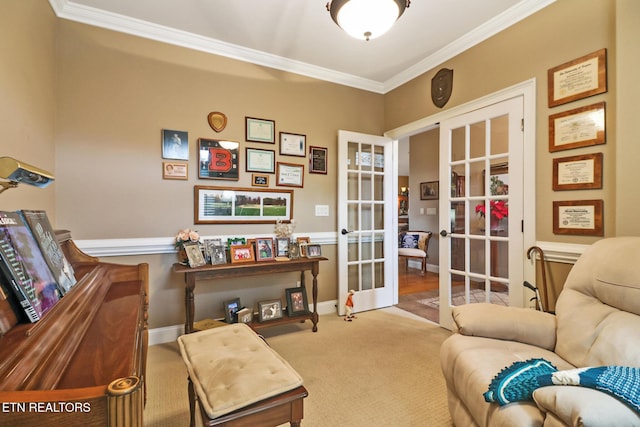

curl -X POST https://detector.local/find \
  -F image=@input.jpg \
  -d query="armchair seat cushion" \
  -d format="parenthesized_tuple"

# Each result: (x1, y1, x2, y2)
(397, 248, 426, 258)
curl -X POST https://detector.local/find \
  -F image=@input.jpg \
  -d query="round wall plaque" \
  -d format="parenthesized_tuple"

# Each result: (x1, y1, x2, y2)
(208, 112, 227, 133)
(431, 68, 453, 108)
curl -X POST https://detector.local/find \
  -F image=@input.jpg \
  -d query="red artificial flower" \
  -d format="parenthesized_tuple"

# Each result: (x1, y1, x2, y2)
(475, 200, 508, 220)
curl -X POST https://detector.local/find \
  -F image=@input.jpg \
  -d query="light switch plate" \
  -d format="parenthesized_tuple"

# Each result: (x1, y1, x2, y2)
(315, 205, 329, 216)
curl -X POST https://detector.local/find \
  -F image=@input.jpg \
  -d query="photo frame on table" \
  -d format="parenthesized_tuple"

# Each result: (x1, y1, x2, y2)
(276, 162, 304, 188)
(255, 238, 275, 261)
(204, 239, 227, 265)
(285, 287, 309, 317)
(251, 174, 269, 187)
(305, 244, 322, 258)
(258, 299, 283, 322)
(288, 241, 300, 259)
(420, 181, 439, 200)
(553, 153, 603, 191)
(230, 244, 255, 263)
(296, 236, 310, 257)
(246, 117, 275, 143)
(279, 132, 306, 157)
(224, 298, 241, 323)
(548, 102, 606, 152)
(195, 186, 293, 224)
(162, 129, 189, 161)
(553, 199, 603, 236)
(245, 147, 275, 173)
(183, 242, 206, 268)
(162, 161, 188, 180)
(548, 48, 607, 108)
(237, 307, 253, 324)
(309, 146, 328, 174)
(198, 138, 239, 180)
(275, 238, 290, 258)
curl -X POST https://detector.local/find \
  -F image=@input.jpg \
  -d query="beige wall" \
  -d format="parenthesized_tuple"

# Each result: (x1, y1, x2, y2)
(3, 0, 639, 328)
(0, 0, 56, 216)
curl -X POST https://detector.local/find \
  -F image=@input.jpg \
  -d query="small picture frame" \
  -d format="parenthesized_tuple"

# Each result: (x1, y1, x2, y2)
(258, 299, 283, 322)
(206, 241, 227, 265)
(252, 174, 269, 187)
(224, 298, 241, 323)
(285, 287, 309, 317)
(309, 146, 328, 174)
(306, 244, 322, 258)
(227, 237, 246, 248)
(230, 244, 255, 263)
(246, 147, 275, 173)
(275, 238, 290, 258)
(296, 236, 310, 257)
(246, 117, 275, 143)
(255, 238, 275, 261)
(288, 241, 300, 259)
(279, 132, 306, 157)
(277, 162, 304, 188)
(162, 129, 189, 161)
(237, 307, 253, 324)
(162, 161, 188, 180)
(420, 181, 439, 200)
(183, 242, 206, 268)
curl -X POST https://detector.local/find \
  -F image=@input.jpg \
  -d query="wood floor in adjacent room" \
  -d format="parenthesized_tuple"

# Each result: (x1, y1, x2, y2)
(395, 264, 441, 324)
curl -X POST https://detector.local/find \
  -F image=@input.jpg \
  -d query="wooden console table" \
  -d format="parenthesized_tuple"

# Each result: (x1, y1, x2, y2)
(173, 257, 327, 334)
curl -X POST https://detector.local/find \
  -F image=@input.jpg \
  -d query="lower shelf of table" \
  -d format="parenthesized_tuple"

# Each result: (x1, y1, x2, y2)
(249, 312, 314, 331)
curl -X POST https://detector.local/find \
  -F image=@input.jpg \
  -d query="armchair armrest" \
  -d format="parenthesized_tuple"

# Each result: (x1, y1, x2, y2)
(452, 303, 557, 350)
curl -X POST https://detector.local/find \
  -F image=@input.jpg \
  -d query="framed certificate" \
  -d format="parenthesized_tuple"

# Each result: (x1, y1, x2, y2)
(549, 102, 605, 152)
(553, 153, 603, 191)
(553, 199, 603, 236)
(548, 49, 607, 108)
(276, 162, 304, 188)
(245, 147, 275, 173)
(309, 146, 328, 174)
(279, 132, 306, 157)
(245, 117, 275, 143)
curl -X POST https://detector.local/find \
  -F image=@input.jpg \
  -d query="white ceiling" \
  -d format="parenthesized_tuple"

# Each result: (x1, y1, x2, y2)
(49, 0, 555, 94)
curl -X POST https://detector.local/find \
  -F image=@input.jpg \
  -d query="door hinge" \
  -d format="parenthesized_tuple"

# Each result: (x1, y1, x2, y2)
(521, 118, 524, 132)
(521, 220, 524, 233)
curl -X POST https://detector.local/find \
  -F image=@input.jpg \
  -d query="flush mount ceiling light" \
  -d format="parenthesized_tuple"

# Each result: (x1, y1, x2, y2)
(326, 0, 410, 41)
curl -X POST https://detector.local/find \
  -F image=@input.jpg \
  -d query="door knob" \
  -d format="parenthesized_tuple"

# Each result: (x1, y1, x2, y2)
(341, 228, 352, 235)
(440, 229, 450, 237)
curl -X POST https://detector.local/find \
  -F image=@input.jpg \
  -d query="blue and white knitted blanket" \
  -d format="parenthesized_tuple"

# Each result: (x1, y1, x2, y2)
(483, 358, 640, 414)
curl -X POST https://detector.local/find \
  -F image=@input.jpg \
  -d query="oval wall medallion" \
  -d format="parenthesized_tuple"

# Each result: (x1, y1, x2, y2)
(208, 112, 227, 133)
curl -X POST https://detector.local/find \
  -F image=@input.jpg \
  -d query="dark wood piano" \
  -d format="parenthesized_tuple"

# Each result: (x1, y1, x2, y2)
(0, 231, 149, 426)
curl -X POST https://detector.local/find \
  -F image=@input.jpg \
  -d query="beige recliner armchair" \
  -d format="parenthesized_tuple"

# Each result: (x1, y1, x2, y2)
(440, 237, 640, 426)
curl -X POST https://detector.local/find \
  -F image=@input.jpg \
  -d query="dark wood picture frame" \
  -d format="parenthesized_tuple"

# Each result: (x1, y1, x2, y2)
(279, 132, 306, 157)
(548, 102, 606, 152)
(255, 238, 275, 262)
(224, 298, 241, 323)
(245, 147, 275, 173)
(194, 186, 293, 224)
(198, 138, 239, 181)
(285, 287, 309, 317)
(245, 117, 275, 143)
(553, 153, 603, 191)
(420, 181, 439, 200)
(548, 48, 607, 108)
(276, 162, 304, 188)
(251, 174, 269, 187)
(553, 199, 603, 236)
(309, 146, 328, 174)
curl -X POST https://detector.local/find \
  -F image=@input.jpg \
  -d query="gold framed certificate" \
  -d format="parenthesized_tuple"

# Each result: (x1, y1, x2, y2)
(548, 49, 607, 108)
(553, 199, 603, 236)
(549, 102, 605, 152)
(552, 153, 603, 191)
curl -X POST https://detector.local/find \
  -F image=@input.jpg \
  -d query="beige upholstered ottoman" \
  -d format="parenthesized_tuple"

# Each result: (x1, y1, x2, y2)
(178, 323, 307, 427)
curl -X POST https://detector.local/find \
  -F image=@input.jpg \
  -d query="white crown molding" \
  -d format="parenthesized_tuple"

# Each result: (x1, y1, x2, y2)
(383, 0, 557, 92)
(50, 0, 554, 94)
(75, 232, 338, 257)
(50, 0, 385, 93)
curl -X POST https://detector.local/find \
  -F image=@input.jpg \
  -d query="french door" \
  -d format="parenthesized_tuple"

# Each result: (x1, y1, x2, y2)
(438, 97, 524, 330)
(337, 131, 395, 315)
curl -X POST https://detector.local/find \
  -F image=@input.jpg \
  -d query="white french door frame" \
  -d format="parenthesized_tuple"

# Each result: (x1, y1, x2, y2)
(385, 79, 537, 309)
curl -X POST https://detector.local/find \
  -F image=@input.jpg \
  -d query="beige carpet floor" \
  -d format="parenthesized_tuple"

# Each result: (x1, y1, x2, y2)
(144, 307, 453, 427)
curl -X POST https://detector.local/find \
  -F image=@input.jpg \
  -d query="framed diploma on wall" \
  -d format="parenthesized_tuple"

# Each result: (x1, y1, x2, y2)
(547, 49, 607, 108)
(553, 199, 603, 236)
(548, 102, 605, 152)
(552, 153, 603, 191)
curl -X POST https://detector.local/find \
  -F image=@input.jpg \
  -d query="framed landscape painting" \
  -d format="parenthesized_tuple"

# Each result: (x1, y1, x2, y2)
(194, 186, 293, 224)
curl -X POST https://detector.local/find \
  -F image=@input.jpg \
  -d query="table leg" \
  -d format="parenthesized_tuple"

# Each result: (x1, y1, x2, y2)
(185, 275, 196, 334)
(311, 261, 319, 332)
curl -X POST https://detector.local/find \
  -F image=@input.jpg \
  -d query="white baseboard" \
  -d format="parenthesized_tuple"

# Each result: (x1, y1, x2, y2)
(149, 299, 338, 346)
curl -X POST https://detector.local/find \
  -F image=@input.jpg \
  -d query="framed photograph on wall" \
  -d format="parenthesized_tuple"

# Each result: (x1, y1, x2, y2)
(258, 299, 283, 322)
(195, 186, 293, 224)
(548, 48, 607, 108)
(548, 102, 605, 152)
(162, 129, 189, 160)
(309, 146, 328, 174)
(285, 287, 309, 317)
(246, 117, 275, 143)
(420, 181, 439, 200)
(198, 138, 239, 180)
(553, 153, 603, 191)
(553, 199, 603, 236)
(279, 132, 306, 157)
